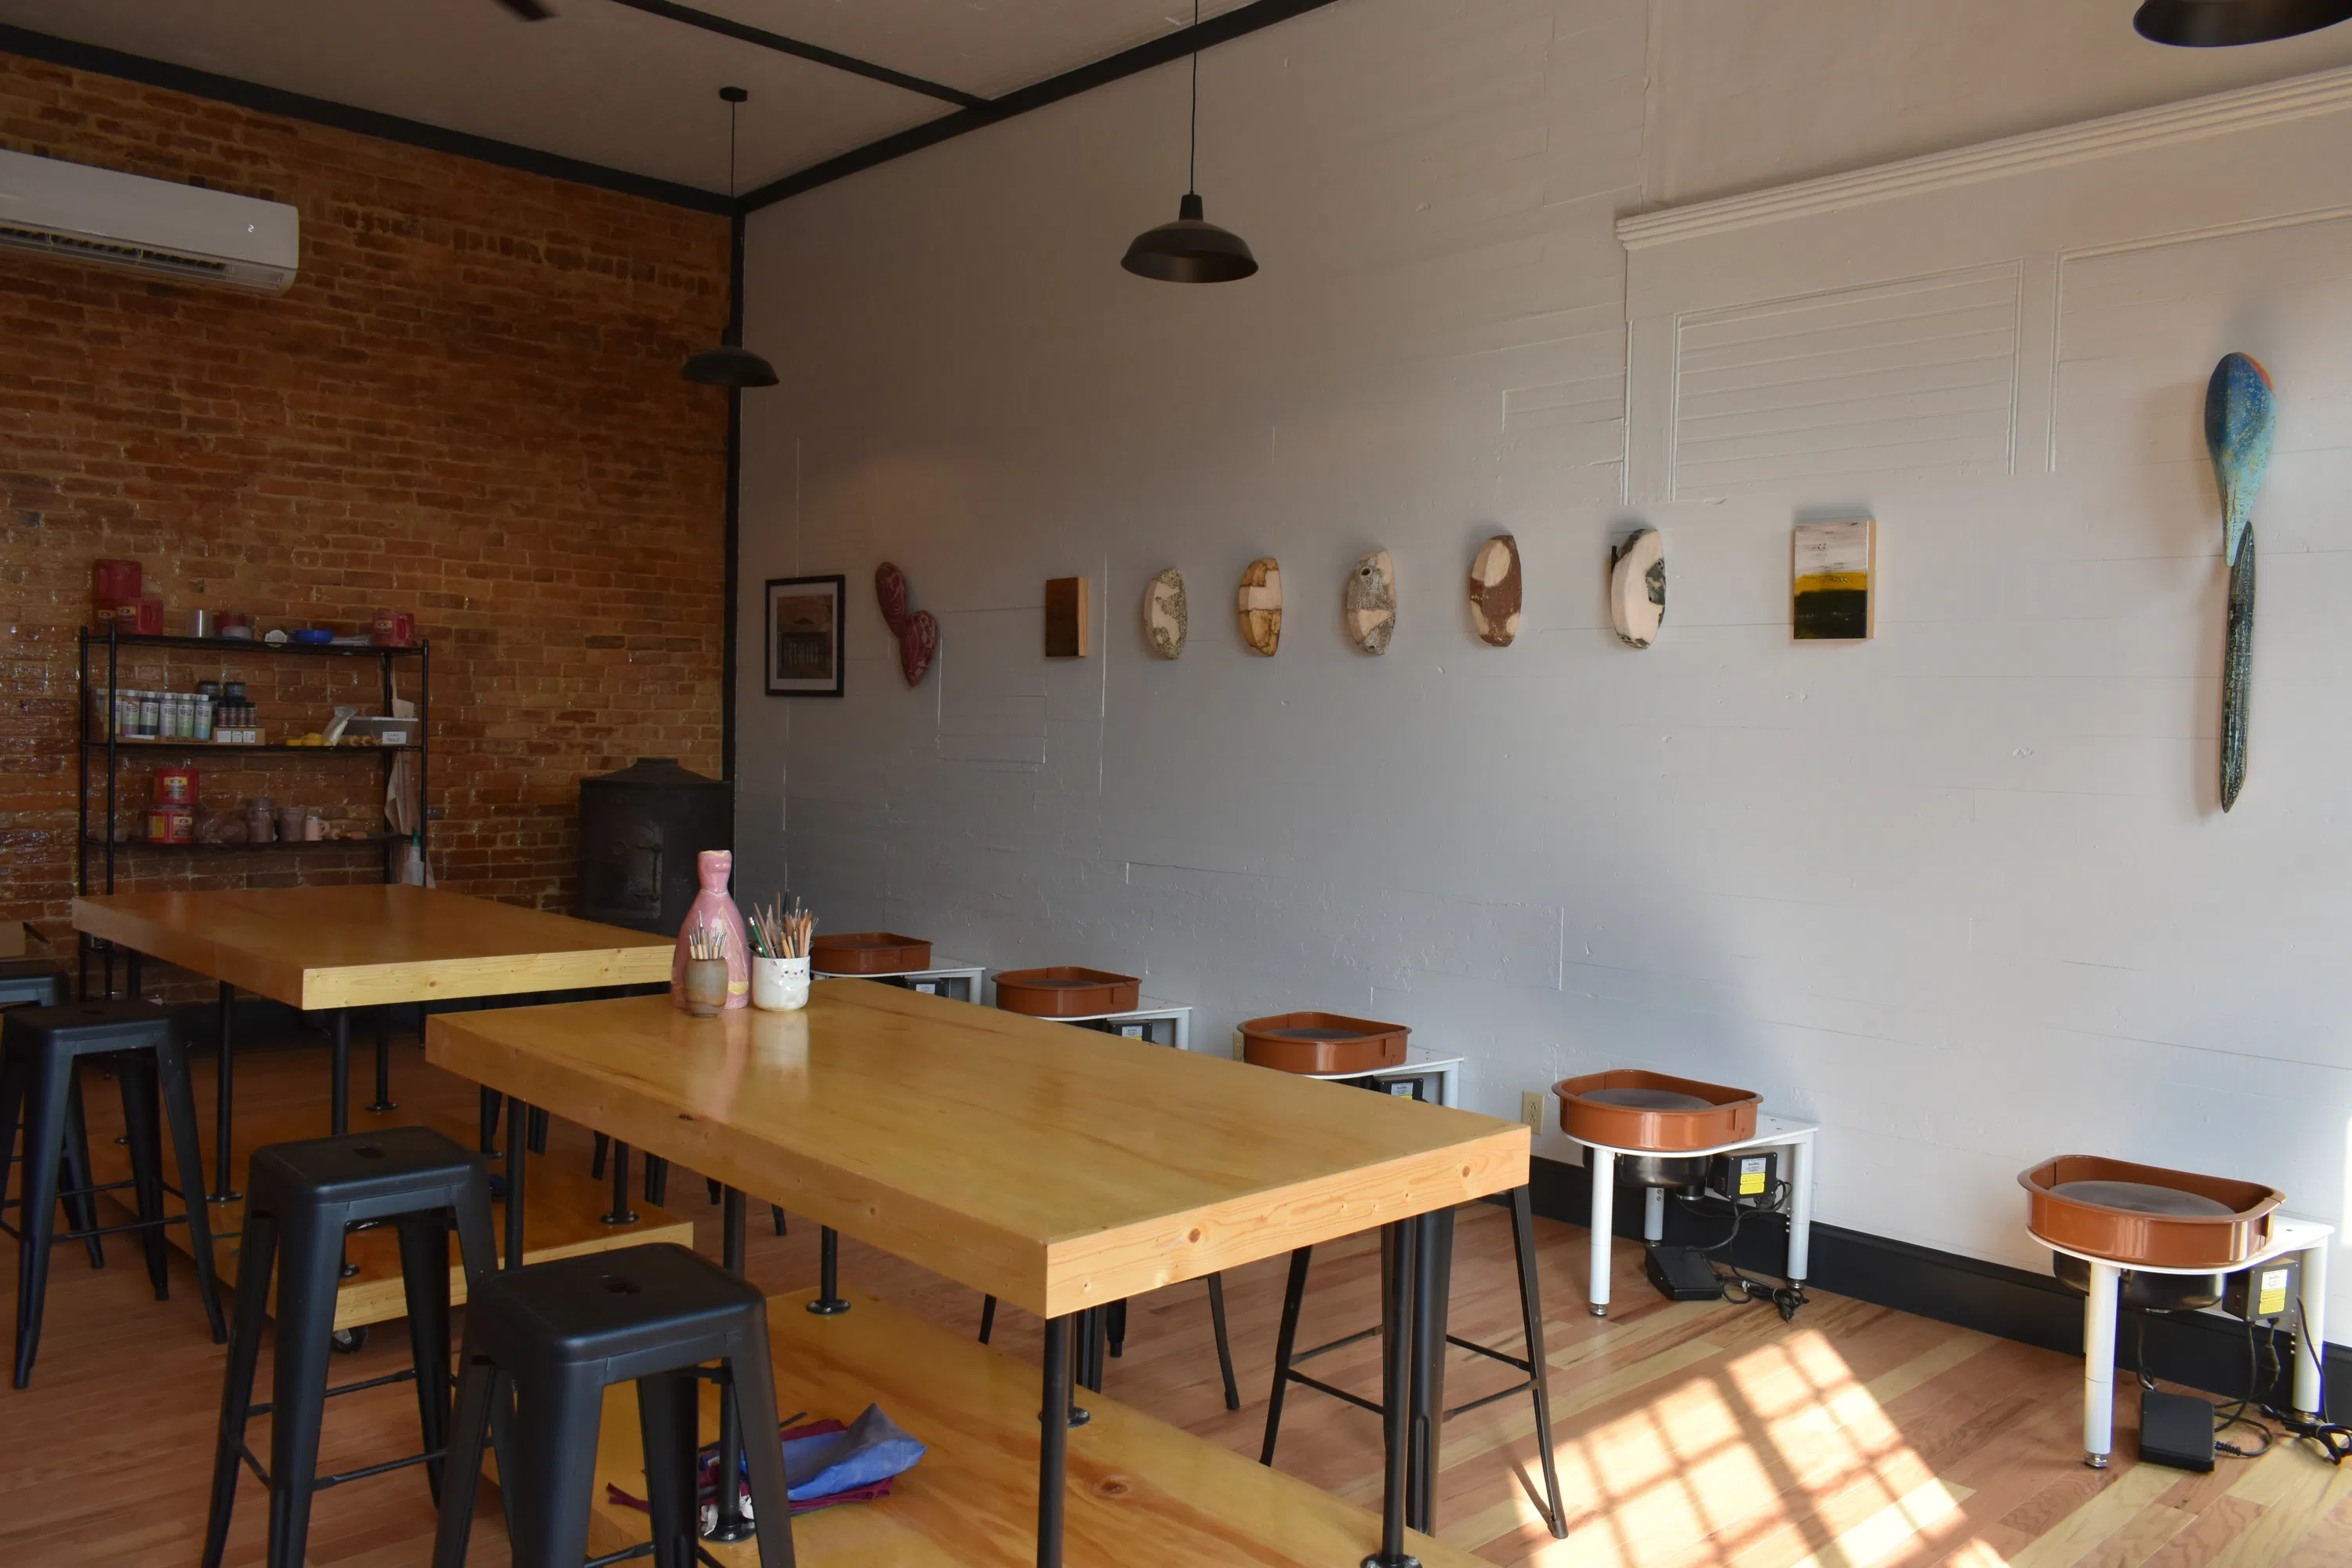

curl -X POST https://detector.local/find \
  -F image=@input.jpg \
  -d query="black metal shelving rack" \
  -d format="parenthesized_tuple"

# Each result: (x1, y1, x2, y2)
(74, 626, 432, 1005)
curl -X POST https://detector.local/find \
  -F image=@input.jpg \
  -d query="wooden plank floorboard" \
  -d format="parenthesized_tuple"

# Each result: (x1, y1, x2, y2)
(3, 1031, 2347, 1566)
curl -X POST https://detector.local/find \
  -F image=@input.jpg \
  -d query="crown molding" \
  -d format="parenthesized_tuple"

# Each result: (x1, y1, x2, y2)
(1618, 63, 2352, 251)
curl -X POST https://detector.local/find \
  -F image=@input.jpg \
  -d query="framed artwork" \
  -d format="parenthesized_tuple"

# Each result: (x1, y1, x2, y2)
(1791, 518, 1875, 641)
(1044, 575, 1090, 658)
(765, 575, 846, 696)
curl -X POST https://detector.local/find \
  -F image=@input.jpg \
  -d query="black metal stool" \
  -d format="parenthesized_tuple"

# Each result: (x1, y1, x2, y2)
(0, 961, 104, 1272)
(1260, 1186, 1566, 1537)
(433, 1241, 797, 1568)
(0, 998, 226, 1386)
(202, 1126, 502, 1568)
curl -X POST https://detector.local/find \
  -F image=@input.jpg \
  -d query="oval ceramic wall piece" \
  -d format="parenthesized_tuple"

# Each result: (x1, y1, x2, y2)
(1345, 550, 1396, 655)
(1610, 528, 1665, 648)
(1144, 568, 1187, 659)
(1468, 535, 1521, 647)
(899, 609, 938, 687)
(1237, 558, 1281, 656)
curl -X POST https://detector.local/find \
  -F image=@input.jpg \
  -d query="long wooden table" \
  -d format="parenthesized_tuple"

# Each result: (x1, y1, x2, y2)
(73, 886, 672, 1198)
(427, 982, 1531, 1567)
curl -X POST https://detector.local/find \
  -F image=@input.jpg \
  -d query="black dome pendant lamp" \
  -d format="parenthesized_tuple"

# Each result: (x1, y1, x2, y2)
(1121, 0, 1257, 283)
(2136, 0, 2352, 45)
(684, 86, 779, 390)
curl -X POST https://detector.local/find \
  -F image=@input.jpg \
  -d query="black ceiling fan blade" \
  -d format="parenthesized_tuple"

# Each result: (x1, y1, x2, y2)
(495, 0, 556, 19)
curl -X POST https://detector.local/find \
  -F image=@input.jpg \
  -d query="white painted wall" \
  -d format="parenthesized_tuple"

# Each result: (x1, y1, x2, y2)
(735, 0, 2352, 1325)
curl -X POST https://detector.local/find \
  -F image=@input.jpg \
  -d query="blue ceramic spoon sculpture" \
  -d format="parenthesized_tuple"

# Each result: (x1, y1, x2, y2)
(2205, 352, 2274, 812)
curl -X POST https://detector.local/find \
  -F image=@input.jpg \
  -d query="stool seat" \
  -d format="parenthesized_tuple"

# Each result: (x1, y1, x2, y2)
(434, 1242, 797, 1568)
(251, 1125, 491, 1221)
(2, 998, 223, 1386)
(0, 960, 70, 1009)
(10, 996, 182, 1051)
(473, 1243, 766, 1374)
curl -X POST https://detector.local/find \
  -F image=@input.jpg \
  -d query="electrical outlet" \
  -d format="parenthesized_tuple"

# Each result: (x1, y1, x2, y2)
(1519, 1091, 1545, 1134)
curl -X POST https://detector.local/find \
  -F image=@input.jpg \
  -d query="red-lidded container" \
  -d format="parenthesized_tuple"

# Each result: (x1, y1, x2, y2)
(150, 765, 199, 843)
(93, 559, 142, 604)
(371, 608, 416, 647)
(153, 765, 200, 805)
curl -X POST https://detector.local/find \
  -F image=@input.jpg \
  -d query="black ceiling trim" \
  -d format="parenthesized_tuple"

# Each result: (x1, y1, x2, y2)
(604, 0, 985, 110)
(738, 0, 1348, 211)
(0, 23, 733, 214)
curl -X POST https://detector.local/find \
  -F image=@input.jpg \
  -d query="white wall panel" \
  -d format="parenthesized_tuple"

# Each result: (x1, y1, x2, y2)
(738, 0, 2352, 1334)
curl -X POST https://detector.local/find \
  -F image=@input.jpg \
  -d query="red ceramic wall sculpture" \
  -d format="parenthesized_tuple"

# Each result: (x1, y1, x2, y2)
(875, 562, 939, 687)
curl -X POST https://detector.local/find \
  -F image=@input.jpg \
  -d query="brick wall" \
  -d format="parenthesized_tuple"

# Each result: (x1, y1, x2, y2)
(0, 54, 732, 977)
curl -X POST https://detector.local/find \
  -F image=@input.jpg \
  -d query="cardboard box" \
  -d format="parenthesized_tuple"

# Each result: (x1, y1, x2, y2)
(0, 920, 33, 958)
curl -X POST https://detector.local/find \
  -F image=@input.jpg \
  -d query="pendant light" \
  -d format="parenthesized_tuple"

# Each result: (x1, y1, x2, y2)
(683, 86, 779, 389)
(2135, 0, 2352, 44)
(1121, 0, 1258, 283)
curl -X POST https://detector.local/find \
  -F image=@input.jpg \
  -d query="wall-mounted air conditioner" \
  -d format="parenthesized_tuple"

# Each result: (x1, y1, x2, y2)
(0, 147, 299, 294)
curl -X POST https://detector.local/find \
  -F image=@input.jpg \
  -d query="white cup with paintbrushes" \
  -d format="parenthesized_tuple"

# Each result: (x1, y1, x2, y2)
(750, 897, 815, 1012)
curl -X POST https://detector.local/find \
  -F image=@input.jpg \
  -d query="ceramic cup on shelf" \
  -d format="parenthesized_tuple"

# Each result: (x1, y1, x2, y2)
(680, 957, 730, 1019)
(751, 955, 811, 1012)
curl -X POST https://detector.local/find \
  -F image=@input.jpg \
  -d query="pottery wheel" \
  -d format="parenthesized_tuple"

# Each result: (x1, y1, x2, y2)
(1265, 1027, 1367, 1042)
(2050, 1180, 2234, 1217)
(1583, 1087, 1713, 1111)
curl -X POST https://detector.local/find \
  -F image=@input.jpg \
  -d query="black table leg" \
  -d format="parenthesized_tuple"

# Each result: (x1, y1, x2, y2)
(1367, 1214, 1421, 1568)
(367, 1005, 396, 1112)
(601, 1142, 636, 1225)
(503, 1095, 528, 1271)
(329, 1008, 350, 1136)
(1511, 1185, 1569, 1538)
(1408, 1207, 1454, 1534)
(125, 949, 141, 1000)
(1039, 1313, 1071, 1568)
(210, 982, 239, 1203)
(708, 1186, 753, 1542)
(808, 1226, 849, 1315)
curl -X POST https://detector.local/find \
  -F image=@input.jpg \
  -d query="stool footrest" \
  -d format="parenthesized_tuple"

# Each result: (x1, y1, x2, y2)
(0, 1210, 187, 1243)
(1443, 1380, 1534, 1421)
(234, 1440, 444, 1493)
(245, 1364, 419, 1417)
(1445, 1334, 1531, 1374)
(317, 1447, 443, 1490)
(0, 1176, 139, 1208)
(1290, 1325, 1381, 1365)
(1279, 1369, 1386, 1416)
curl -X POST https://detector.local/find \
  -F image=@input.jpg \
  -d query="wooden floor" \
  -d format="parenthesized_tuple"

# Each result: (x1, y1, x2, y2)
(4, 1029, 2348, 1566)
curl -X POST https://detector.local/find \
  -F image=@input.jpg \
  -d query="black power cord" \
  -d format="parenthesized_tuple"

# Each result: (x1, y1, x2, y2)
(1671, 1176, 1806, 1319)
(2125, 1300, 2277, 1459)
(2259, 1298, 2351, 1465)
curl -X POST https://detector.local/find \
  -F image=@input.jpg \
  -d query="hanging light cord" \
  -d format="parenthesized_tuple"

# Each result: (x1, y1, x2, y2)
(728, 97, 739, 198)
(1188, 0, 1200, 195)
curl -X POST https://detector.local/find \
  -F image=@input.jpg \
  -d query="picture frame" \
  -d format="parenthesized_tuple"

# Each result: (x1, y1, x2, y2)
(765, 575, 846, 696)
(1791, 518, 1875, 641)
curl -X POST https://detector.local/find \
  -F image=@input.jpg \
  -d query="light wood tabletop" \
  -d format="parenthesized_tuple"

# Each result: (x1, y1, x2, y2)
(426, 982, 1527, 1318)
(73, 885, 673, 1009)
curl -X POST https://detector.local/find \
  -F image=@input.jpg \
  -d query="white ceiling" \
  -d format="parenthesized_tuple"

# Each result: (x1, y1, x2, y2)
(0, 0, 1254, 194)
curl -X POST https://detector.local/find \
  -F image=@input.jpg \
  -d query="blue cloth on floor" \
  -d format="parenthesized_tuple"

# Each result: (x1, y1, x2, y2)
(781, 1403, 925, 1500)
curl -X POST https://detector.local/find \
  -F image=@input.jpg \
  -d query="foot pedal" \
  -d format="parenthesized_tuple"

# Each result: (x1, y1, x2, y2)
(2139, 1390, 2216, 1472)
(1644, 1244, 1721, 1302)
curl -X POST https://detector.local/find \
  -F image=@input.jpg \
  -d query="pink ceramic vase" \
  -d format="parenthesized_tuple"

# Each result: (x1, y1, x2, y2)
(672, 849, 752, 1011)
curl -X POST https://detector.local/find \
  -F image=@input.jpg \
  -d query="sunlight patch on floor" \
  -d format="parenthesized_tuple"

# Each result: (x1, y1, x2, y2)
(1501, 1323, 1992, 1567)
